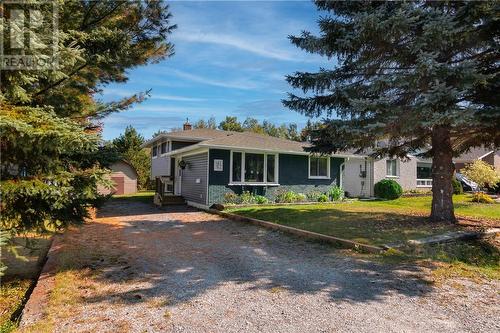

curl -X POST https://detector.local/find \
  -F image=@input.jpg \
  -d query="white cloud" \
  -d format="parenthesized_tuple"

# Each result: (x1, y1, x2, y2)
(101, 88, 206, 102)
(175, 31, 297, 61)
(170, 69, 260, 90)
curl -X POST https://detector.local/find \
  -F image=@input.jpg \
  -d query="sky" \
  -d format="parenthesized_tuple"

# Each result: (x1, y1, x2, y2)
(99, 1, 333, 141)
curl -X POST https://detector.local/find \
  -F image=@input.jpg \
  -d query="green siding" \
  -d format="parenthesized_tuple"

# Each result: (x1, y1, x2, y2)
(208, 149, 344, 205)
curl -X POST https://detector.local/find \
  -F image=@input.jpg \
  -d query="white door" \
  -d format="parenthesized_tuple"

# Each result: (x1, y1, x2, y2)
(174, 158, 182, 195)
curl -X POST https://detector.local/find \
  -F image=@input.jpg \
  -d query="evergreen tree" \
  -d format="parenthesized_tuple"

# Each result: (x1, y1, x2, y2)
(219, 116, 244, 132)
(112, 126, 151, 190)
(284, 1, 499, 222)
(194, 116, 217, 129)
(1, 0, 175, 241)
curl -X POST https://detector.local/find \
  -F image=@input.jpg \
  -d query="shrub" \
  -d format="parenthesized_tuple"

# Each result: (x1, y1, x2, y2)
(452, 177, 463, 195)
(295, 193, 307, 202)
(327, 186, 344, 201)
(275, 190, 305, 203)
(240, 191, 256, 204)
(306, 191, 322, 202)
(471, 192, 495, 204)
(317, 194, 329, 202)
(374, 179, 403, 200)
(254, 195, 269, 204)
(223, 192, 240, 204)
(462, 160, 500, 189)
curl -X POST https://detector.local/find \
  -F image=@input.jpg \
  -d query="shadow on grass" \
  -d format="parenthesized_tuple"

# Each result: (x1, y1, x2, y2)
(230, 207, 459, 246)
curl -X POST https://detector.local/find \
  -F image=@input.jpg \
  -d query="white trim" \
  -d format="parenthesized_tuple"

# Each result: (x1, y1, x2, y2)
(206, 150, 210, 206)
(308, 155, 330, 179)
(164, 141, 362, 159)
(386, 159, 398, 177)
(228, 183, 280, 186)
(229, 150, 279, 185)
(339, 162, 345, 189)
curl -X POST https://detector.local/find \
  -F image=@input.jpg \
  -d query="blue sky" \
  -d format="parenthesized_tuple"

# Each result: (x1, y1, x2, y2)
(99, 1, 332, 140)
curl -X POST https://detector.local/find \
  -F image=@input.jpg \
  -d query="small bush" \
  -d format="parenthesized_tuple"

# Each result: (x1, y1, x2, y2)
(223, 192, 240, 204)
(240, 191, 256, 204)
(471, 192, 495, 204)
(374, 179, 403, 200)
(275, 190, 305, 203)
(295, 193, 307, 202)
(306, 191, 322, 202)
(254, 195, 269, 204)
(317, 194, 329, 202)
(327, 186, 344, 201)
(452, 177, 463, 195)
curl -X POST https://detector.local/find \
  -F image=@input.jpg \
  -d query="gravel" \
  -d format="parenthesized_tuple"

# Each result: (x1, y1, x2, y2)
(30, 201, 500, 332)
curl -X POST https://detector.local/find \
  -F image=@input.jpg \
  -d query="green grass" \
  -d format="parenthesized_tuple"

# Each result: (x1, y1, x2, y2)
(110, 190, 155, 204)
(346, 194, 500, 220)
(1, 235, 53, 332)
(227, 194, 498, 246)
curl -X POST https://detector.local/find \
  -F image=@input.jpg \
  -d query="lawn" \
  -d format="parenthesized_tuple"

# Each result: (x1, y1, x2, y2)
(1, 235, 53, 332)
(110, 190, 155, 204)
(227, 194, 499, 246)
(228, 194, 500, 280)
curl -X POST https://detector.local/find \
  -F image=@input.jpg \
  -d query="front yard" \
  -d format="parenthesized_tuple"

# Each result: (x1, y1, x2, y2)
(227, 194, 499, 246)
(228, 194, 500, 280)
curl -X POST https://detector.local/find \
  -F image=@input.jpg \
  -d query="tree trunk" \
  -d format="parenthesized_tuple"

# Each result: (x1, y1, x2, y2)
(430, 126, 456, 222)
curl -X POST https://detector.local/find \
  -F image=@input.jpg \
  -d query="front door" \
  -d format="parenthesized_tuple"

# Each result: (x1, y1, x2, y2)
(174, 158, 182, 195)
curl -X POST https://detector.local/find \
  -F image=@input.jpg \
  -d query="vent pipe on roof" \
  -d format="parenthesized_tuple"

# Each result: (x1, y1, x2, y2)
(183, 118, 192, 131)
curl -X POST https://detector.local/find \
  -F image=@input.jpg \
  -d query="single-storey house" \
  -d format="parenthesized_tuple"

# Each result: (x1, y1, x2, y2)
(142, 123, 437, 206)
(99, 160, 138, 195)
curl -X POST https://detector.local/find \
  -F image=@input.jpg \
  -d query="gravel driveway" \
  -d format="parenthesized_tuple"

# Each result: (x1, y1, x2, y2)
(23, 201, 499, 332)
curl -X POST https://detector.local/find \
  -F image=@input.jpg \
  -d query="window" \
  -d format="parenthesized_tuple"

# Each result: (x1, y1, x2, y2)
(231, 151, 278, 184)
(245, 153, 264, 182)
(386, 159, 397, 177)
(160, 142, 168, 154)
(232, 152, 242, 182)
(152, 145, 158, 158)
(309, 156, 329, 178)
(417, 162, 432, 179)
(267, 155, 275, 183)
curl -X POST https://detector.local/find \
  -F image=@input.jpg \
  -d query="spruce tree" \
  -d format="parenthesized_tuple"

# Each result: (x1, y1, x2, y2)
(1, 1, 175, 238)
(284, 1, 499, 222)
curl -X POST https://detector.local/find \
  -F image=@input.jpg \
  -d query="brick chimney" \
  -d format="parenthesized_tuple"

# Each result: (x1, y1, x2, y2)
(183, 119, 192, 131)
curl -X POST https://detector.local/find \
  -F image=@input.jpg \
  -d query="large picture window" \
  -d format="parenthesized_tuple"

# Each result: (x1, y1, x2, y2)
(386, 159, 398, 177)
(232, 152, 242, 182)
(417, 162, 432, 179)
(231, 151, 278, 184)
(309, 156, 329, 178)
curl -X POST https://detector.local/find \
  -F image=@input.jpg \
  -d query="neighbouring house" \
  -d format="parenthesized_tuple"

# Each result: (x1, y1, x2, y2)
(99, 160, 138, 195)
(142, 122, 438, 206)
(341, 155, 433, 197)
(453, 147, 500, 172)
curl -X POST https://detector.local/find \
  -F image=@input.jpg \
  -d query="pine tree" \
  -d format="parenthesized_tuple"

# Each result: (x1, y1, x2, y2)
(1, 1, 175, 239)
(218, 116, 244, 132)
(112, 126, 151, 190)
(284, 1, 499, 222)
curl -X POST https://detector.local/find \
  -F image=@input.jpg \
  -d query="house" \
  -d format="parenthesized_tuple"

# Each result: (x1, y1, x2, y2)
(340, 155, 433, 197)
(142, 122, 358, 208)
(143, 122, 439, 206)
(453, 147, 500, 171)
(99, 160, 138, 195)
